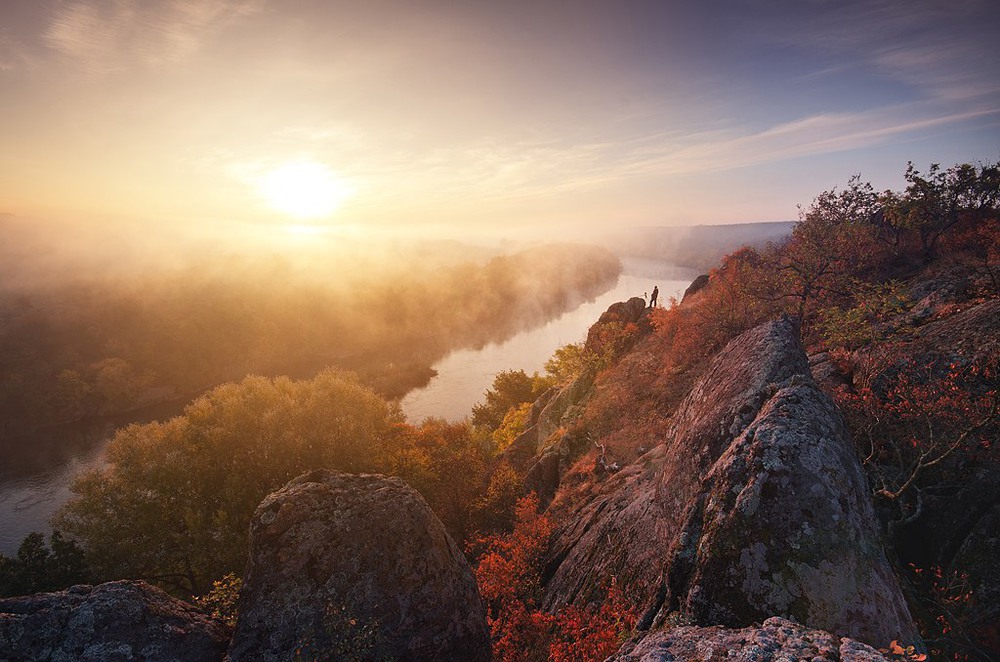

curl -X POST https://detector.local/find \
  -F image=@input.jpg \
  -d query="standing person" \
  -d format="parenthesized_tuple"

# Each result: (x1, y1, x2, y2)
(649, 285, 659, 308)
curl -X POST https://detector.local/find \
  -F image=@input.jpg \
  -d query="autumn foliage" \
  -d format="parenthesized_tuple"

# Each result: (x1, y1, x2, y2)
(474, 493, 636, 661)
(834, 354, 998, 528)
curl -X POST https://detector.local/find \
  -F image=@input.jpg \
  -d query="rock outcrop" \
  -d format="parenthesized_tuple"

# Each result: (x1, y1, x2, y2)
(612, 616, 890, 661)
(681, 273, 710, 302)
(501, 370, 596, 506)
(584, 296, 652, 355)
(227, 469, 490, 662)
(0, 581, 229, 662)
(500, 297, 657, 507)
(543, 317, 919, 647)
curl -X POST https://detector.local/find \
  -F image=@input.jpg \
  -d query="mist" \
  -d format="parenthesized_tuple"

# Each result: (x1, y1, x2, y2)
(0, 212, 622, 445)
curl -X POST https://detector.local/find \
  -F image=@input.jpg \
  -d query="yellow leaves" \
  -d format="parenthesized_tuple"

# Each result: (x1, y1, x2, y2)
(880, 640, 926, 661)
(55, 369, 403, 595)
(492, 402, 533, 454)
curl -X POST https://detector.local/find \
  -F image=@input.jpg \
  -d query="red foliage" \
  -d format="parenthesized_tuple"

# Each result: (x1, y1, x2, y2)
(943, 216, 1000, 295)
(835, 354, 998, 659)
(474, 494, 636, 661)
(834, 355, 998, 511)
(547, 578, 637, 662)
(906, 564, 998, 661)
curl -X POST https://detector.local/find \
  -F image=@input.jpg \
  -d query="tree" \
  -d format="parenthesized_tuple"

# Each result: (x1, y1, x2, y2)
(472, 370, 551, 432)
(900, 162, 1000, 262)
(0, 531, 89, 598)
(55, 369, 402, 596)
(475, 493, 555, 661)
(491, 403, 533, 454)
(815, 280, 910, 351)
(834, 354, 998, 534)
(474, 493, 636, 661)
(544, 343, 589, 384)
(693, 246, 775, 345)
(469, 461, 525, 539)
(384, 418, 492, 545)
(761, 178, 884, 322)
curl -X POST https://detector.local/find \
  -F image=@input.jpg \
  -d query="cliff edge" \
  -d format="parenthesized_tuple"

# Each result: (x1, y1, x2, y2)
(543, 317, 918, 648)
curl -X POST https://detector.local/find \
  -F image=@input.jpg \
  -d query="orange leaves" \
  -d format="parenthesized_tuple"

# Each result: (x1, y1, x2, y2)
(474, 493, 554, 661)
(475, 493, 552, 610)
(473, 494, 637, 661)
(880, 640, 927, 660)
(834, 353, 998, 506)
(547, 578, 637, 662)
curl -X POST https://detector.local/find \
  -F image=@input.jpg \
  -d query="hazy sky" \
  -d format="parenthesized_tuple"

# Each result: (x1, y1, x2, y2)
(1, 0, 998, 236)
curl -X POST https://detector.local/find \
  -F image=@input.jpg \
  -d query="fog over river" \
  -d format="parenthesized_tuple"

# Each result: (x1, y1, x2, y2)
(402, 257, 696, 421)
(0, 257, 696, 554)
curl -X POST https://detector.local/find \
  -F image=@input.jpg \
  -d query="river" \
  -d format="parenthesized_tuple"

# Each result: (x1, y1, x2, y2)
(0, 257, 696, 555)
(401, 257, 696, 420)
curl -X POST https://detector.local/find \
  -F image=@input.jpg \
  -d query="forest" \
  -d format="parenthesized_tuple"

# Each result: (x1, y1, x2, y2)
(0, 235, 621, 440)
(1, 160, 998, 660)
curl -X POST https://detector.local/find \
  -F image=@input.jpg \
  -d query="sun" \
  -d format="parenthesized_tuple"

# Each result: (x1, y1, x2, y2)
(258, 161, 354, 219)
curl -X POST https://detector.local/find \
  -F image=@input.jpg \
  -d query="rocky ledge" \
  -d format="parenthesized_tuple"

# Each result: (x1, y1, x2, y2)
(0, 580, 229, 662)
(613, 616, 890, 661)
(544, 317, 919, 648)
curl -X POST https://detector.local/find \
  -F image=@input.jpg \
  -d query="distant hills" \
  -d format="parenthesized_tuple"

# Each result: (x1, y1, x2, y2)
(603, 221, 795, 270)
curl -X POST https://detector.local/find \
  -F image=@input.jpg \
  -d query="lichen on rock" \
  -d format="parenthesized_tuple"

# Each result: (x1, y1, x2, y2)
(0, 580, 230, 662)
(227, 469, 490, 662)
(611, 616, 891, 661)
(543, 317, 919, 648)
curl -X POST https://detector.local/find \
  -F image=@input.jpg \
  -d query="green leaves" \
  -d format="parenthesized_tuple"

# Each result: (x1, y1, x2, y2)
(55, 369, 402, 596)
(0, 531, 89, 598)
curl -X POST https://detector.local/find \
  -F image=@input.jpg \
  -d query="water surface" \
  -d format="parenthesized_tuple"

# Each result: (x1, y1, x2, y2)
(0, 257, 696, 554)
(402, 258, 695, 421)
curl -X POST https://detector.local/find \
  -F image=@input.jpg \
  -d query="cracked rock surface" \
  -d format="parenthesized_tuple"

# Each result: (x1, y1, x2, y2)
(0, 581, 229, 662)
(227, 469, 490, 662)
(543, 318, 918, 648)
(612, 616, 890, 661)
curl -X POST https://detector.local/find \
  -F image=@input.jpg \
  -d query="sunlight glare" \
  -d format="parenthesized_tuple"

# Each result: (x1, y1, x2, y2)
(259, 161, 354, 219)
(286, 223, 328, 238)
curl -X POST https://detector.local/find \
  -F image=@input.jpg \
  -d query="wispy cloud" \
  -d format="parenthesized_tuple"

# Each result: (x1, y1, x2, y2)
(622, 107, 998, 178)
(376, 104, 1000, 206)
(43, 0, 263, 75)
(766, 0, 1000, 104)
(0, 32, 33, 72)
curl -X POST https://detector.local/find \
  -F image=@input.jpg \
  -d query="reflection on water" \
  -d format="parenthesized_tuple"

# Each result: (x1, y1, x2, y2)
(0, 257, 696, 555)
(0, 443, 107, 554)
(0, 400, 192, 555)
(402, 258, 696, 422)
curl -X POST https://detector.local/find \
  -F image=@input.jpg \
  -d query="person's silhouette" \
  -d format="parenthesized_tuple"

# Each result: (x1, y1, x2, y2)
(649, 285, 658, 308)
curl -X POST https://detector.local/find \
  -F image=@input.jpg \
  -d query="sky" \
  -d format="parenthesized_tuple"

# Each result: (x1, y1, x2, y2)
(1, 0, 998, 239)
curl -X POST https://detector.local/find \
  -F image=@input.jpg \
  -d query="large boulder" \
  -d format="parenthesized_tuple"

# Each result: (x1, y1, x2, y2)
(0, 581, 229, 662)
(227, 470, 490, 662)
(657, 374, 914, 640)
(612, 616, 889, 661)
(543, 317, 919, 647)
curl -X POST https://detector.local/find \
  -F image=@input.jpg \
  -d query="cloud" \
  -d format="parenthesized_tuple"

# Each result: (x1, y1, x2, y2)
(320, 101, 1000, 217)
(643, 107, 999, 175)
(0, 33, 33, 72)
(43, 0, 263, 75)
(762, 0, 1000, 104)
